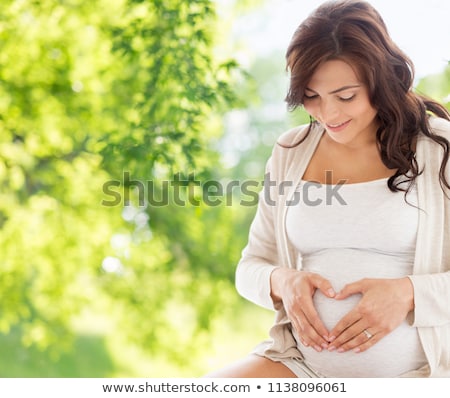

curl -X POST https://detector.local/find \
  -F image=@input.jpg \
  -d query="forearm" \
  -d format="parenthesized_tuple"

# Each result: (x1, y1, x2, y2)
(235, 259, 278, 310)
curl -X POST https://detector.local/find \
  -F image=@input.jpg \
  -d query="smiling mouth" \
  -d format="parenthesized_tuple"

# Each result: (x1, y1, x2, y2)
(325, 120, 352, 132)
(327, 120, 351, 128)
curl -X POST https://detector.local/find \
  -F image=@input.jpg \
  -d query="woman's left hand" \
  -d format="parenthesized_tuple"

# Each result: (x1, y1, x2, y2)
(327, 277, 414, 353)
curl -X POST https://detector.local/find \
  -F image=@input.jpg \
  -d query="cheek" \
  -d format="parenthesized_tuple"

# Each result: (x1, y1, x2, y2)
(350, 100, 377, 120)
(303, 103, 318, 118)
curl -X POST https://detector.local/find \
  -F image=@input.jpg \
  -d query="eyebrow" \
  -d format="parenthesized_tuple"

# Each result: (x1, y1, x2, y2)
(305, 84, 361, 94)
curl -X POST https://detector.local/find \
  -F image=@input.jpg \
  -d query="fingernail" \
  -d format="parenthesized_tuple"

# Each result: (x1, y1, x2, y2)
(354, 348, 361, 353)
(337, 348, 345, 353)
(321, 343, 329, 349)
(328, 345, 336, 352)
(314, 345, 322, 352)
(302, 340, 309, 347)
(327, 288, 335, 297)
(329, 335, 336, 342)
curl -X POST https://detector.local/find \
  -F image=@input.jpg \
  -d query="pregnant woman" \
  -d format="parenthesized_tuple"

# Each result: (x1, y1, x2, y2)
(206, 0, 450, 377)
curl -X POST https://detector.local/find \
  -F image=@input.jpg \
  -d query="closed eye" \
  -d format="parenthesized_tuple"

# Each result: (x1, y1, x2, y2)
(303, 94, 318, 100)
(339, 94, 355, 102)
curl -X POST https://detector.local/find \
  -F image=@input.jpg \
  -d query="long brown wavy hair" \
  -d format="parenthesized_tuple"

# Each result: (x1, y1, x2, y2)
(284, 0, 450, 192)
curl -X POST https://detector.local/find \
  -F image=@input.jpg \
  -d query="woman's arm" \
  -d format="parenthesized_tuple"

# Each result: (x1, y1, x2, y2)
(408, 272, 450, 327)
(235, 154, 335, 351)
(235, 157, 280, 310)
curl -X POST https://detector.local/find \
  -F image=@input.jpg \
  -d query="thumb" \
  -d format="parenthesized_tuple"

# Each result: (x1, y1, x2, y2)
(309, 273, 336, 298)
(335, 280, 365, 300)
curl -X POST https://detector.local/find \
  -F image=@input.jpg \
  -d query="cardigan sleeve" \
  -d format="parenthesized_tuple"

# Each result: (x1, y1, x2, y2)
(408, 272, 450, 327)
(407, 164, 450, 327)
(235, 156, 280, 311)
(408, 117, 450, 327)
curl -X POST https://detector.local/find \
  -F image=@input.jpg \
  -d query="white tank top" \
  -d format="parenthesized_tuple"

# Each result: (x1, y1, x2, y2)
(285, 177, 427, 377)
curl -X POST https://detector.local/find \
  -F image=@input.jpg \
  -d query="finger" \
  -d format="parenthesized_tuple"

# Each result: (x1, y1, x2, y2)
(288, 280, 332, 347)
(337, 328, 380, 353)
(289, 272, 334, 348)
(289, 316, 310, 348)
(300, 297, 332, 345)
(328, 310, 362, 343)
(309, 273, 336, 298)
(303, 273, 335, 344)
(293, 309, 329, 351)
(335, 280, 365, 300)
(286, 304, 318, 350)
(353, 330, 381, 353)
(328, 322, 366, 352)
(289, 313, 315, 350)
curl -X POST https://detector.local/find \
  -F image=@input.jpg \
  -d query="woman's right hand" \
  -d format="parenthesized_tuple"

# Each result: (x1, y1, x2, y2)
(270, 268, 335, 352)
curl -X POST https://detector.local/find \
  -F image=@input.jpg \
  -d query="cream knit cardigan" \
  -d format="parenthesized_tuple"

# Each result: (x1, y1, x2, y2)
(235, 117, 450, 377)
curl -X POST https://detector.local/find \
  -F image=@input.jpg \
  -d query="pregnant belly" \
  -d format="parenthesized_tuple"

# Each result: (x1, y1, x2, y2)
(296, 249, 427, 377)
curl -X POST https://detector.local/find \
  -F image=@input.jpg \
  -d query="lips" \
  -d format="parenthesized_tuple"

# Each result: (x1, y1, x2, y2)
(326, 119, 351, 132)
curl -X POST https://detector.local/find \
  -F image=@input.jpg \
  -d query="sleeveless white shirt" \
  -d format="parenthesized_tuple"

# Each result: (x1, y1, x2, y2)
(285, 178, 427, 377)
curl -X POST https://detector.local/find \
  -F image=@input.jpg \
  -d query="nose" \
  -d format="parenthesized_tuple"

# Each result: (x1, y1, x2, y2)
(318, 99, 339, 123)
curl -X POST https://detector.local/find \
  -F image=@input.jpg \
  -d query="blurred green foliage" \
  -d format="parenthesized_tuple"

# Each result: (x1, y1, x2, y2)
(416, 62, 450, 108)
(0, 0, 256, 376)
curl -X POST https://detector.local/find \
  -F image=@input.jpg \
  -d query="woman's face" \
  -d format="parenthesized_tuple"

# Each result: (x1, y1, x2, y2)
(303, 59, 379, 148)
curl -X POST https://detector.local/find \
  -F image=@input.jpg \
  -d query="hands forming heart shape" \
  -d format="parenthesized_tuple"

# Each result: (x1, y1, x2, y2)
(270, 269, 415, 353)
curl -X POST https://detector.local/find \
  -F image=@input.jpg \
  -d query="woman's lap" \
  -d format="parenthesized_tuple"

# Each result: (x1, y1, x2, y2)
(204, 354, 314, 378)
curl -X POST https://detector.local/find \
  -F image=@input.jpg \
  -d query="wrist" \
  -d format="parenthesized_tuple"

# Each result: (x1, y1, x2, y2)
(399, 276, 415, 312)
(270, 267, 295, 303)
